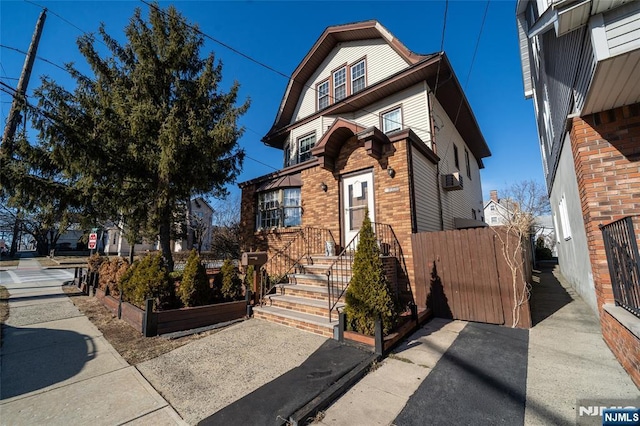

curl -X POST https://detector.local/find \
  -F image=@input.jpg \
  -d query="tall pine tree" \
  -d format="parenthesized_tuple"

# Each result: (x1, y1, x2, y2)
(22, 3, 248, 270)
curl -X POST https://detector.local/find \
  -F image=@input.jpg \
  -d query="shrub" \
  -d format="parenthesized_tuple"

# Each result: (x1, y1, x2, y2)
(87, 253, 106, 273)
(344, 209, 398, 336)
(177, 250, 211, 307)
(99, 257, 129, 297)
(221, 259, 243, 301)
(244, 265, 255, 294)
(119, 253, 173, 310)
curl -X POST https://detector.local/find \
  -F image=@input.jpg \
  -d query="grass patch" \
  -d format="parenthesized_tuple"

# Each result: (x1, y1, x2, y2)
(62, 286, 220, 365)
(0, 259, 19, 268)
(0, 286, 9, 347)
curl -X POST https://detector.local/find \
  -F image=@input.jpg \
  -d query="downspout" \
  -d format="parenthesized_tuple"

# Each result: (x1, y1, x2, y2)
(427, 89, 445, 231)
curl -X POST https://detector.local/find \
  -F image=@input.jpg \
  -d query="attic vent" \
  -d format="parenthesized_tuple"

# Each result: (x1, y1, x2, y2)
(441, 172, 463, 191)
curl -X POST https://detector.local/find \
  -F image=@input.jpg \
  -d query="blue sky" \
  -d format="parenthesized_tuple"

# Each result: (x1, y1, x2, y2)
(0, 0, 543, 204)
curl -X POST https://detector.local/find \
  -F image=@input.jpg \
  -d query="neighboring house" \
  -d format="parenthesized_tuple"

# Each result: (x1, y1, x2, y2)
(104, 197, 213, 255)
(517, 0, 640, 386)
(174, 197, 214, 252)
(483, 190, 513, 227)
(239, 21, 490, 335)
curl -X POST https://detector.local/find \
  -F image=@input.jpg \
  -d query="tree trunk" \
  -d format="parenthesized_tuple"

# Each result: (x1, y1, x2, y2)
(159, 219, 173, 272)
(128, 240, 135, 264)
(9, 211, 20, 256)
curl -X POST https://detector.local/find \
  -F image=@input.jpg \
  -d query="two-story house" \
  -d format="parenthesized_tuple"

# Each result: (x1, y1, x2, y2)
(483, 190, 513, 227)
(240, 21, 490, 336)
(517, 0, 640, 386)
(104, 197, 214, 255)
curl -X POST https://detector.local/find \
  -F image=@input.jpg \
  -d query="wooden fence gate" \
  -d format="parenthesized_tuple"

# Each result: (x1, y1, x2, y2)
(412, 227, 532, 328)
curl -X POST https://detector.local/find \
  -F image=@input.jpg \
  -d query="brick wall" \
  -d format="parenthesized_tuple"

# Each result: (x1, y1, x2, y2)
(240, 132, 417, 305)
(601, 309, 640, 387)
(569, 102, 640, 387)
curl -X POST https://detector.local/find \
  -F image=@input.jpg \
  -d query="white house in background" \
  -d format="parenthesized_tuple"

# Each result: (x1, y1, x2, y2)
(483, 190, 514, 227)
(103, 197, 214, 255)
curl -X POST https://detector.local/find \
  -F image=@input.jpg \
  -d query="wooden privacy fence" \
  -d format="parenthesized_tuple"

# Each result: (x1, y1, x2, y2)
(412, 226, 532, 328)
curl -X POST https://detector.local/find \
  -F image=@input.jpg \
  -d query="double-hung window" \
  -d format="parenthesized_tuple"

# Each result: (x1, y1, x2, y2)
(317, 80, 329, 110)
(257, 188, 301, 229)
(351, 59, 366, 94)
(282, 188, 301, 227)
(382, 107, 402, 133)
(298, 133, 316, 163)
(333, 67, 346, 102)
(257, 190, 280, 229)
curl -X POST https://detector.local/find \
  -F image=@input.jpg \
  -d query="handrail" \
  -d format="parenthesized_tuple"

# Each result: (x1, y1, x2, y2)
(326, 222, 408, 322)
(259, 227, 335, 305)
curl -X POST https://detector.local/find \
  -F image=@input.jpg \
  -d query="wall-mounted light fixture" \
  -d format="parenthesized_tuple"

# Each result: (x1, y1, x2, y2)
(387, 166, 396, 178)
(320, 182, 328, 192)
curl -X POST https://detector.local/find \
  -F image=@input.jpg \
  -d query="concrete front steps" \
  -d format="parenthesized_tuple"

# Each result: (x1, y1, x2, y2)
(253, 255, 350, 338)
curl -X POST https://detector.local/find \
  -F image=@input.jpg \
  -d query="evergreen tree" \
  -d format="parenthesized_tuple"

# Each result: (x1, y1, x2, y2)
(221, 258, 243, 301)
(177, 249, 210, 307)
(14, 3, 248, 270)
(344, 208, 398, 335)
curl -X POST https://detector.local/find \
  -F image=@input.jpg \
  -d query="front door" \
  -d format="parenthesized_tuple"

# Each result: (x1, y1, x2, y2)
(342, 171, 375, 245)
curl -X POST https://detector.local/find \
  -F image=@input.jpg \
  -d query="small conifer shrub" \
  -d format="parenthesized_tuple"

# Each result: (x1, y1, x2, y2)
(119, 252, 173, 310)
(177, 249, 211, 307)
(221, 259, 243, 301)
(344, 209, 398, 335)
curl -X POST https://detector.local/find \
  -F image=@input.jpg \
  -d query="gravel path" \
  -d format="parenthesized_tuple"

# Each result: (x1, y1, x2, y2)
(137, 319, 328, 424)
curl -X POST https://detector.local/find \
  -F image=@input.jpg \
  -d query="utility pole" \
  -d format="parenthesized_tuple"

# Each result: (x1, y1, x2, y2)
(1, 8, 47, 146)
(3, 9, 46, 257)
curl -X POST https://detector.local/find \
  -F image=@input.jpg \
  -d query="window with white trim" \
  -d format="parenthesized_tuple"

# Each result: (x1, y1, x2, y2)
(317, 80, 329, 110)
(256, 188, 301, 230)
(382, 107, 402, 133)
(351, 59, 366, 94)
(298, 133, 316, 163)
(333, 67, 346, 102)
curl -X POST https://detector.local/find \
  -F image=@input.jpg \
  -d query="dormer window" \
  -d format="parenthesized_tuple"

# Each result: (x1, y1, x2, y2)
(351, 59, 366, 93)
(317, 80, 329, 110)
(333, 67, 346, 102)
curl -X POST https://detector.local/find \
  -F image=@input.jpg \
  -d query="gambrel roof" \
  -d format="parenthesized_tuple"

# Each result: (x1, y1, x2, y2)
(262, 20, 491, 162)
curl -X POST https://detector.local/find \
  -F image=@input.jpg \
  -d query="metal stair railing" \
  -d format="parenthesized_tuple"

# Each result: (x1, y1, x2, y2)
(325, 222, 408, 322)
(259, 227, 335, 305)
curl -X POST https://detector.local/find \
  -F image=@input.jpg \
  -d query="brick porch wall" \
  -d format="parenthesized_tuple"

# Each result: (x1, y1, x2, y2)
(240, 133, 417, 306)
(569, 102, 640, 387)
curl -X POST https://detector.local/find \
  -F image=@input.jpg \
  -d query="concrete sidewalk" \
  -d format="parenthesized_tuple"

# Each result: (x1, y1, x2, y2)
(0, 255, 186, 425)
(318, 263, 639, 426)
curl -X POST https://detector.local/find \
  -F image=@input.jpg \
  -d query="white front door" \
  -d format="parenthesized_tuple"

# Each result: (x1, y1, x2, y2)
(342, 171, 375, 245)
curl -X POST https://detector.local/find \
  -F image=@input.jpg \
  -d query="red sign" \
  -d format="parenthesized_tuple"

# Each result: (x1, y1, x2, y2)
(88, 233, 98, 250)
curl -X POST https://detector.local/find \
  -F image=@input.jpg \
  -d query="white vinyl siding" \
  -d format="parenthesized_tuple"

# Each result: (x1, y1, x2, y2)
(605, 1, 640, 56)
(430, 96, 484, 230)
(413, 150, 441, 232)
(353, 83, 431, 146)
(293, 39, 409, 122)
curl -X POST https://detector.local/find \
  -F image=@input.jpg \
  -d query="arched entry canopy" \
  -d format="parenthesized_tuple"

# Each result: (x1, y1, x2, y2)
(311, 118, 388, 171)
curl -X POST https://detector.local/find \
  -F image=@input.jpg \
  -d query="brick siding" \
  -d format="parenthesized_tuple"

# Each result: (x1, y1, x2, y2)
(569, 102, 640, 387)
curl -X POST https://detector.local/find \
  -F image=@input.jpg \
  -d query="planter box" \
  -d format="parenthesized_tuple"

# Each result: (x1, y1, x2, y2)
(94, 288, 246, 336)
(343, 308, 432, 353)
(155, 300, 246, 335)
(95, 288, 145, 333)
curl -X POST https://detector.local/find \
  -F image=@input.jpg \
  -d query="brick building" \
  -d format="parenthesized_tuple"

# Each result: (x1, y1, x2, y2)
(239, 21, 490, 336)
(517, 0, 640, 386)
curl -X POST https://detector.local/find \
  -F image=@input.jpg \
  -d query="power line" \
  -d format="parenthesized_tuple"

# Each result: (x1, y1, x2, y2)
(23, 0, 109, 49)
(139, 0, 433, 137)
(0, 44, 68, 73)
(0, 76, 20, 81)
